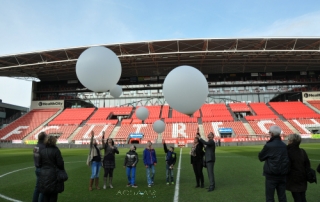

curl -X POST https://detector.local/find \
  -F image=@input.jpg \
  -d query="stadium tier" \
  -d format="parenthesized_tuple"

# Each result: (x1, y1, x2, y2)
(0, 109, 60, 141)
(1, 102, 320, 143)
(307, 100, 320, 111)
(49, 108, 95, 125)
(229, 103, 251, 112)
(269, 102, 320, 119)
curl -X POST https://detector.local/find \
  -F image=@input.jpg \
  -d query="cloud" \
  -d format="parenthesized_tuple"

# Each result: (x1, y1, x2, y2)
(239, 11, 320, 37)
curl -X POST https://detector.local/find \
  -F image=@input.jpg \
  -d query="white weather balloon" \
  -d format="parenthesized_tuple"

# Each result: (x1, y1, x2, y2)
(135, 107, 149, 121)
(163, 65, 208, 116)
(110, 85, 122, 98)
(153, 120, 166, 133)
(76, 46, 122, 92)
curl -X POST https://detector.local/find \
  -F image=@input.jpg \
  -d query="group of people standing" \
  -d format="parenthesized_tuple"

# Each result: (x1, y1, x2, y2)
(32, 132, 66, 202)
(32, 126, 320, 202)
(190, 130, 216, 192)
(259, 125, 320, 202)
(87, 131, 178, 190)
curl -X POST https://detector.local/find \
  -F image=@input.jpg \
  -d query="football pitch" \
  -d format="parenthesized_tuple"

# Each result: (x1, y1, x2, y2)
(0, 144, 319, 202)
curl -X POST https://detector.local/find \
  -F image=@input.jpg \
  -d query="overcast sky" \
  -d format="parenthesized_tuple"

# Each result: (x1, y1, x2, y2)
(1, 0, 320, 108)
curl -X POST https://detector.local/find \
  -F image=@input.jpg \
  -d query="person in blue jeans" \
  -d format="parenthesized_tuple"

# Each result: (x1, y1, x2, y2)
(143, 141, 157, 187)
(163, 140, 176, 185)
(87, 131, 102, 191)
(32, 132, 46, 202)
(124, 145, 139, 188)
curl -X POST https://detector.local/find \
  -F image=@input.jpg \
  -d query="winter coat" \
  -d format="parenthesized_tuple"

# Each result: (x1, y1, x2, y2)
(199, 138, 216, 163)
(33, 141, 46, 168)
(258, 135, 290, 178)
(163, 143, 176, 166)
(39, 146, 65, 194)
(86, 136, 103, 166)
(143, 148, 157, 166)
(103, 144, 119, 169)
(286, 143, 310, 192)
(124, 150, 139, 167)
(190, 143, 205, 164)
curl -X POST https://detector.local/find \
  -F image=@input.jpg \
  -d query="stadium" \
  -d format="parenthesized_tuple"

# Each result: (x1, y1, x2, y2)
(0, 38, 320, 202)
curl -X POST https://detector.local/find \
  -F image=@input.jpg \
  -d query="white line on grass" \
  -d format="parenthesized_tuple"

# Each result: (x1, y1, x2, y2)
(0, 161, 83, 202)
(0, 194, 22, 202)
(173, 148, 182, 202)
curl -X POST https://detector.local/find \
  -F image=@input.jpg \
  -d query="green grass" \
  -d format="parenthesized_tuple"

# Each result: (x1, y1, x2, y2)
(0, 144, 320, 202)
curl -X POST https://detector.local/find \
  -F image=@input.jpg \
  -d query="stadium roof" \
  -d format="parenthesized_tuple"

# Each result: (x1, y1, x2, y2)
(0, 37, 320, 82)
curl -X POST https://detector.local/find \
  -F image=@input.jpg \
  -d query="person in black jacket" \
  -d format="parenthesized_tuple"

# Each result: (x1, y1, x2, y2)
(124, 145, 139, 188)
(163, 140, 176, 185)
(39, 136, 65, 202)
(102, 137, 119, 189)
(286, 134, 310, 202)
(190, 135, 205, 188)
(317, 163, 320, 174)
(258, 125, 290, 202)
(197, 132, 216, 192)
(32, 132, 47, 202)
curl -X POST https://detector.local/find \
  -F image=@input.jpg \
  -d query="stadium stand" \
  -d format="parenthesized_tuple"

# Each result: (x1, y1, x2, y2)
(248, 120, 293, 136)
(203, 122, 249, 137)
(307, 100, 320, 111)
(245, 102, 279, 121)
(49, 108, 95, 125)
(29, 125, 78, 140)
(201, 104, 234, 122)
(0, 109, 59, 140)
(269, 101, 320, 119)
(229, 103, 251, 112)
(73, 124, 115, 141)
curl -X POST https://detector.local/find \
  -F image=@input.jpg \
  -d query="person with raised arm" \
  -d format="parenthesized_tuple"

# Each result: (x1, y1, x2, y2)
(190, 135, 205, 188)
(87, 131, 102, 191)
(102, 134, 119, 189)
(196, 132, 216, 192)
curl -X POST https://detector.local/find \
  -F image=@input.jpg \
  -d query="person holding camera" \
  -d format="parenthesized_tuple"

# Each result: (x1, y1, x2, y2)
(163, 140, 176, 185)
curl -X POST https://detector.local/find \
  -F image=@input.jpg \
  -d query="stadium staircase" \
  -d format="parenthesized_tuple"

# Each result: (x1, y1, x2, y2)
(80, 108, 98, 126)
(23, 109, 63, 141)
(304, 102, 320, 114)
(266, 103, 285, 120)
(243, 123, 256, 135)
(68, 126, 83, 142)
(226, 105, 237, 120)
(109, 125, 121, 139)
(283, 121, 300, 134)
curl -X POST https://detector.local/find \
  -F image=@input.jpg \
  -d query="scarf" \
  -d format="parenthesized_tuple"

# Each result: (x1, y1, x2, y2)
(190, 143, 198, 156)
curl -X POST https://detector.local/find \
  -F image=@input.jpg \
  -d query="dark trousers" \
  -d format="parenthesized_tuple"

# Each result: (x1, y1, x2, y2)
(206, 162, 215, 188)
(265, 177, 287, 202)
(43, 193, 58, 202)
(32, 168, 44, 202)
(192, 161, 204, 186)
(291, 191, 306, 202)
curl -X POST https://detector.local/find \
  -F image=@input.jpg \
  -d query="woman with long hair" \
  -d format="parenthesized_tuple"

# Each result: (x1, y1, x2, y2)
(102, 136, 119, 189)
(87, 131, 103, 191)
(286, 133, 311, 202)
(39, 136, 65, 202)
(190, 134, 205, 188)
